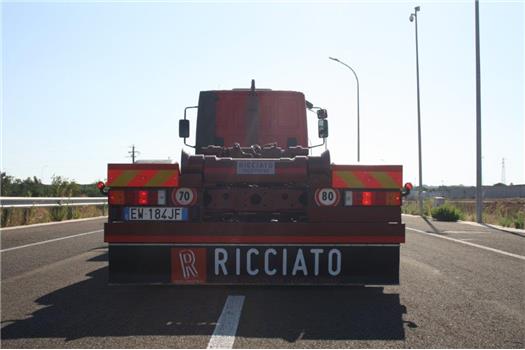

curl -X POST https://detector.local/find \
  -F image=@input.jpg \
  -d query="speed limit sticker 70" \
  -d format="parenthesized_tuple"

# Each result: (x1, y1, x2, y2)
(172, 188, 197, 206)
(314, 188, 340, 206)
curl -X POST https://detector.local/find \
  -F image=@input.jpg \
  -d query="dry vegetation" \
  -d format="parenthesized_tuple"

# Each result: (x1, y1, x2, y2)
(402, 198, 525, 229)
(1, 205, 108, 228)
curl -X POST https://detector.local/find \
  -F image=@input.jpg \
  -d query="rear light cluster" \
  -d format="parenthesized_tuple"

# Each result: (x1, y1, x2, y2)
(344, 191, 401, 206)
(109, 189, 167, 206)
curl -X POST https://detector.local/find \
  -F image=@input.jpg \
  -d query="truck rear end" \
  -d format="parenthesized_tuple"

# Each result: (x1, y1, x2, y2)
(103, 83, 407, 285)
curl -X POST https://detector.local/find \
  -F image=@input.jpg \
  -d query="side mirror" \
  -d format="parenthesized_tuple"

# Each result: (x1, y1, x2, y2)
(317, 109, 328, 119)
(179, 119, 190, 138)
(318, 119, 328, 138)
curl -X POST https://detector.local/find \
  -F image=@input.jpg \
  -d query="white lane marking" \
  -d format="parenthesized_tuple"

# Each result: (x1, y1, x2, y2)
(442, 230, 484, 234)
(0, 230, 103, 253)
(207, 295, 245, 349)
(1, 216, 107, 231)
(407, 227, 525, 261)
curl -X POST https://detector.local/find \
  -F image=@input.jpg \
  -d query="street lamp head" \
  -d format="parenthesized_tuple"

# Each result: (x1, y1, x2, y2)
(415, 6, 420, 12)
(329, 57, 339, 62)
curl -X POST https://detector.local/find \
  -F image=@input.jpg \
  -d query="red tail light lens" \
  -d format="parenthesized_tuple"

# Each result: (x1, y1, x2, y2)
(362, 192, 373, 206)
(386, 192, 401, 205)
(138, 190, 149, 205)
(109, 190, 125, 205)
(108, 190, 160, 206)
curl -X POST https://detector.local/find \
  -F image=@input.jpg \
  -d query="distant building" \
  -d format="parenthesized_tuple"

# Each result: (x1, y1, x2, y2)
(408, 184, 525, 200)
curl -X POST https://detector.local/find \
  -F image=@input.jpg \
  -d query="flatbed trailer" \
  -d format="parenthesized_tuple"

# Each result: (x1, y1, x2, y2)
(101, 81, 410, 285)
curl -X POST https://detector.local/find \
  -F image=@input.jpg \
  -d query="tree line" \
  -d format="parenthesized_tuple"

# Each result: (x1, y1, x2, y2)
(1, 172, 103, 197)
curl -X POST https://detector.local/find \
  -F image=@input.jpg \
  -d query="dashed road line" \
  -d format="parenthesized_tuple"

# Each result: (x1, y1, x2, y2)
(407, 227, 525, 261)
(0, 230, 103, 253)
(207, 295, 245, 349)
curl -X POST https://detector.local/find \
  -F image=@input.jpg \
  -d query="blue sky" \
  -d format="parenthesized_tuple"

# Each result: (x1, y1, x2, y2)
(2, 1, 523, 186)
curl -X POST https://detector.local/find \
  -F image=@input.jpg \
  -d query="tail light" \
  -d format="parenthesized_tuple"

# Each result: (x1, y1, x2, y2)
(108, 189, 166, 206)
(344, 191, 401, 206)
(138, 190, 149, 205)
(362, 191, 373, 206)
(109, 190, 125, 205)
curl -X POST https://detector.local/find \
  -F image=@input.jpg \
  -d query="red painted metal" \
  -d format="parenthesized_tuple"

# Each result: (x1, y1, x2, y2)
(106, 234, 404, 244)
(214, 91, 308, 148)
(105, 222, 404, 237)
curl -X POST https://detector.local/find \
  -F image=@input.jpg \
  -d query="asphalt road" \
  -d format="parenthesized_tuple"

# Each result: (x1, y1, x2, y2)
(1, 215, 524, 348)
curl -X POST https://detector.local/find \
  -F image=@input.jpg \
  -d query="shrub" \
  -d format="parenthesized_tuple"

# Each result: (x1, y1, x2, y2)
(50, 206, 68, 221)
(514, 213, 524, 229)
(498, 216, 513, 228)
(431, 205, 463, 222)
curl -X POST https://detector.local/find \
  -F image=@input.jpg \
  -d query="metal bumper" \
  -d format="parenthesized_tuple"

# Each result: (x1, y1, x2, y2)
(105, 222, 403, 285)
(104, 222, 405, 244)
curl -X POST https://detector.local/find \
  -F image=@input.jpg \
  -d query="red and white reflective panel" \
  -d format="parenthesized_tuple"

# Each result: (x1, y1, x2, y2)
(172, 187, 198, 206)
(314, 188, 340, 206)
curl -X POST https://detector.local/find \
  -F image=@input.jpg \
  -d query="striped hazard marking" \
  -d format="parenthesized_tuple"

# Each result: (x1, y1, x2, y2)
(107, 166, 180, 187)
(332, 165, 402, 189)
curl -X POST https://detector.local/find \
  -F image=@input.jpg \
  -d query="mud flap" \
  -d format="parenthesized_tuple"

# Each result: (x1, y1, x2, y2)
(108, 244, 400, 285)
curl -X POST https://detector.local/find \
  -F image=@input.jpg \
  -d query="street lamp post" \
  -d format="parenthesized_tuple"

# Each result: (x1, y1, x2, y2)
(410, 6, 424, 216)
(329, 57, 360, 163)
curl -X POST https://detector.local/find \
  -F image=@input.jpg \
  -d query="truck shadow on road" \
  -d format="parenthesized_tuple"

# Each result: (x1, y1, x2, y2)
(1, 252, 407, 343)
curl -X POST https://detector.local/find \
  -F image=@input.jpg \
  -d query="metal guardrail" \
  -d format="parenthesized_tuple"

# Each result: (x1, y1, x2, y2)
(0, 197, 108, 208)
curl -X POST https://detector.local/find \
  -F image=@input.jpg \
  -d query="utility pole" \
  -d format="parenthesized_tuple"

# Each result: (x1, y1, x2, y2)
(475, 0, 483, 223)
(128, 145, 140, 164)
(410, 6, 423, 216)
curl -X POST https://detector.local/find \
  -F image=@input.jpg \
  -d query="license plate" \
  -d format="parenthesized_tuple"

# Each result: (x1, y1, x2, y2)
(124, 207, 188, 221)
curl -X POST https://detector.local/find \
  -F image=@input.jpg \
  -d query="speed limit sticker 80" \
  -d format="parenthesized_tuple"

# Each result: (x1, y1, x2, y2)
(172, 188, 197, 206)
(314, 188, 340, 206)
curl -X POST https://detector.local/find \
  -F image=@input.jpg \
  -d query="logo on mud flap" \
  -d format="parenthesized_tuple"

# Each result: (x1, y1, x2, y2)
(179, 250, 198, 278)
(171, 248, 207, 283)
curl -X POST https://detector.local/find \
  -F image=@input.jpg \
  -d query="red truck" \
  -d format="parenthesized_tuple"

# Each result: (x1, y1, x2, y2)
(100, 81, 410, 285)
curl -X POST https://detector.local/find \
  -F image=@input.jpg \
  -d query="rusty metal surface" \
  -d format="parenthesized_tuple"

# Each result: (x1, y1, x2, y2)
(203, 188, 306, 212)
